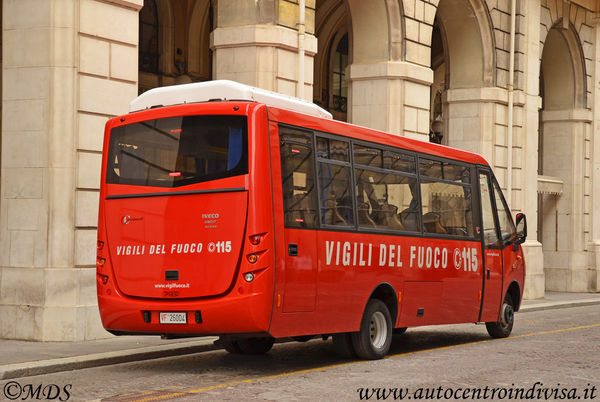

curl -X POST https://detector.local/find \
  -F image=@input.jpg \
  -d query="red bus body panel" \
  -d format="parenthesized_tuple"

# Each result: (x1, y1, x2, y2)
(97, 102, 275, 335)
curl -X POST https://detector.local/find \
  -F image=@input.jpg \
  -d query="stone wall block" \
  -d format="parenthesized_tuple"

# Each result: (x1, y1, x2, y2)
(79, 76, 136, 116)
(45, 269, 79, 307)
(2, 131, 46, 168)
(80, 0, 138, 45)
(110, 43, 138, 82)
(4, 168, 44, 199)
(75, 229, 98, 267)
(3, 0, 51, 29)
(76, 190, 100, 228)
(78, 113, 108, 152)
(77, 152, 102, 190)
(80, 36, 110, 77)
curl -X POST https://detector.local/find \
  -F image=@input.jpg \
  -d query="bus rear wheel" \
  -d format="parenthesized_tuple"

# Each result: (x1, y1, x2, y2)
(485, 293, 515, 338)
(351, 299, 392, 360)
(236, 337, 275, 354)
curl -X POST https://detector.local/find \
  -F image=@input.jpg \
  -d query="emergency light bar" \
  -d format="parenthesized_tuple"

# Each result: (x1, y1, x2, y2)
(130, 80, 333, 119)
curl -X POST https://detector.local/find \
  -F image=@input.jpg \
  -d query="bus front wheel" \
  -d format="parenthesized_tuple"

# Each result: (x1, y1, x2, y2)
(485, 293, 515, 338)
(351, 299, 392, 360)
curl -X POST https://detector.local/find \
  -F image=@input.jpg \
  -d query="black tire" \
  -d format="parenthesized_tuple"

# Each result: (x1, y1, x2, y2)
(237, 337, 275, 354)
(223, 339, 243, 354)
(351, 299, 392, 360)
(332, 332, 356, 358)
(486, 293, 515, 338)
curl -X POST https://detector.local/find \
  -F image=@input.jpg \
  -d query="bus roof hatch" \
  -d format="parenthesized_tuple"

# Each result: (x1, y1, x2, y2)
(130, 80, 333, 120)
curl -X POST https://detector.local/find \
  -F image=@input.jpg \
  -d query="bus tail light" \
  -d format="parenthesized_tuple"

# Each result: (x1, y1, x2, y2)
(247, 254, 258, 264)
(249, 234, 263, 245)
(97, 257, 106, 267)
(244, 272, 255, 282)
(98, 274, 109, 285)
(97, 240, 105, 250)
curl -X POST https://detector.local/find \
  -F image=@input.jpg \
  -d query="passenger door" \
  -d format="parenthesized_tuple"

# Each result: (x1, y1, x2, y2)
(478, 169, 518, 322)
(279, 126, 318, 312)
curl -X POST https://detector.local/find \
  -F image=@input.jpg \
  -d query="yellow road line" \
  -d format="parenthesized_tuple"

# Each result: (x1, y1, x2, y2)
(131, 323, 600, 402)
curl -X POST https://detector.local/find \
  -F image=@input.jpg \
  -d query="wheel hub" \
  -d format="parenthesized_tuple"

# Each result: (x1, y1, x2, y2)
(369, 311, 388, 349)
(501, 303, 514, 327)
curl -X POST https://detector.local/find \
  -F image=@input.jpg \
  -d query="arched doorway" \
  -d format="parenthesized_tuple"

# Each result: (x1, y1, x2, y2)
(538, 25, 590, 291)
(430, 0, 495, 151)
(138, 0, 212, 93)
(314, 0, 349, 121)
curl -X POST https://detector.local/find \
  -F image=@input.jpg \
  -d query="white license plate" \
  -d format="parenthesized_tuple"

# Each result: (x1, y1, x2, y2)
(159, 312, 187, 324)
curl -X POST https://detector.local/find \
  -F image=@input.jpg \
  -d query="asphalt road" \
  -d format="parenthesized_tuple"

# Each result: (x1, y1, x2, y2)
(2, 305, 599, 401)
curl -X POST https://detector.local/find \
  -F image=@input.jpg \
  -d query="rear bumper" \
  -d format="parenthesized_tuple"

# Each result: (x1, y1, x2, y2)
(97, 277, 273, 336)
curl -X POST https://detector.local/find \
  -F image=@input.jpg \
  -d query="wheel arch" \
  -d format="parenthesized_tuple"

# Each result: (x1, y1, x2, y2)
(367, 282, 398, 327)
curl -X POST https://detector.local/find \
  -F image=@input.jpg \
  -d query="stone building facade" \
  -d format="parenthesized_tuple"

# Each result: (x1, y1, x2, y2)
(1, 0, 599, 340)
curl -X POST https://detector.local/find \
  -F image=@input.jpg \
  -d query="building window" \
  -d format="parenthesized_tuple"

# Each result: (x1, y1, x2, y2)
(331, 34, 348, 114)
(139, 0, 159, 74)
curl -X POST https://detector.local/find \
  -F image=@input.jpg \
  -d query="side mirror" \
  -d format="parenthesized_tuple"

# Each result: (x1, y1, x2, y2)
(513, 213, 527, 251)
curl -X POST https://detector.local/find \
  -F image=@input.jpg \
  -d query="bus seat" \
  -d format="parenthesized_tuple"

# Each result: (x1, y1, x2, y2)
(423, 212, 447, 234)
(323, 194, 347, 225)
(381, 203, 404, 230)
(358, 202, 376, 228)
(400, 208, 419, 232)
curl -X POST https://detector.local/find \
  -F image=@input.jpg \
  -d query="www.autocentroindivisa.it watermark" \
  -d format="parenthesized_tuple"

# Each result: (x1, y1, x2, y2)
(356, 382, 598, 400)
(3, 381, 72, 401)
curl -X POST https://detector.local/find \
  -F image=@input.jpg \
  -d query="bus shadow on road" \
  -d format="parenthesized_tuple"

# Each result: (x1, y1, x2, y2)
(136, 326, 492, 378)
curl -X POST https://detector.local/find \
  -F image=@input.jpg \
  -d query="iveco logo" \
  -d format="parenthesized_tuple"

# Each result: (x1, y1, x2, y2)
(122, 215, 143, 225)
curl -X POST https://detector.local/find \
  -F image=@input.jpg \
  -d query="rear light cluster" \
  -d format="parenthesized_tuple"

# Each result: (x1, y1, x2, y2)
(97, 240, 109, 285)
(244, 233, 267, 283)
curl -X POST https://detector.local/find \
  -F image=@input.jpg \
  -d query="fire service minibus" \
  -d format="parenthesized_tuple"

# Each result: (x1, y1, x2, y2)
(97, 80, 527, 359)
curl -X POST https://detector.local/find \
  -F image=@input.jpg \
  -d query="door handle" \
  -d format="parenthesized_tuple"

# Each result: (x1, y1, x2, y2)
(288, 243, 298, 256)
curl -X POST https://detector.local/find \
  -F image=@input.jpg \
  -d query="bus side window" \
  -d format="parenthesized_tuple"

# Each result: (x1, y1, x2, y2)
(317, 137, 354, 227)
(492, 178, 517, 244)
(419, 159, 474, 237)
(280, 128, 318, 229)
(479, 173, 499, 247)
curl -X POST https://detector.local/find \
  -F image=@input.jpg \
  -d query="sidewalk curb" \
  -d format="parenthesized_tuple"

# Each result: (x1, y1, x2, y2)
(0, 339, 220, 381)
(519, 298, 600, 313)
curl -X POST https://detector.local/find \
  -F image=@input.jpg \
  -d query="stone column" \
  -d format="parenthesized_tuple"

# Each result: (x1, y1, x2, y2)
(519, 0, 544, 299)
(0, 0, 140, 341)
(589, 19, 600, 292)
(540, 110, 592, 292)
(347, 61, 432, 140)
(211, 0, 317, 101)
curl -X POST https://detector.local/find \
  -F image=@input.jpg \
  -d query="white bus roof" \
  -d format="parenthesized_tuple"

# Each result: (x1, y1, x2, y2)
(129, 80, 333, 120)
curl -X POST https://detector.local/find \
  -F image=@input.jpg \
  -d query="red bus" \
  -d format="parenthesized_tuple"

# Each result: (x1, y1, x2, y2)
(97, 80, 527, 359)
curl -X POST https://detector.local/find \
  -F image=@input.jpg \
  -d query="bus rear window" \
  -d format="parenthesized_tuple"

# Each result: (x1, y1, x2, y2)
(106, 115, 248, 187)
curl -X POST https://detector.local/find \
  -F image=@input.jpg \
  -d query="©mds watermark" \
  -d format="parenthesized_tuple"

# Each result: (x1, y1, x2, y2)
(3, 381, 72, 401)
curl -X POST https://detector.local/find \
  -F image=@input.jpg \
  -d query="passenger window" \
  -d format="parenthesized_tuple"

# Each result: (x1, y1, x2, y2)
(354, 168, 419, 232)
(317, 136, 353, 227)
(353, 145, 382, 168)
(316, 137, 349, 162)
(383, 151, 416, 174)
(280, 127, 318, 229)
(419, 159, 470, 183)
(318, 163, 353, 226)
(419, 159, 474, 237)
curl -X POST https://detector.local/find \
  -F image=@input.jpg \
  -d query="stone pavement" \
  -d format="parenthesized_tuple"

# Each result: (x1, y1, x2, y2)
(1, 292, 599, 380)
